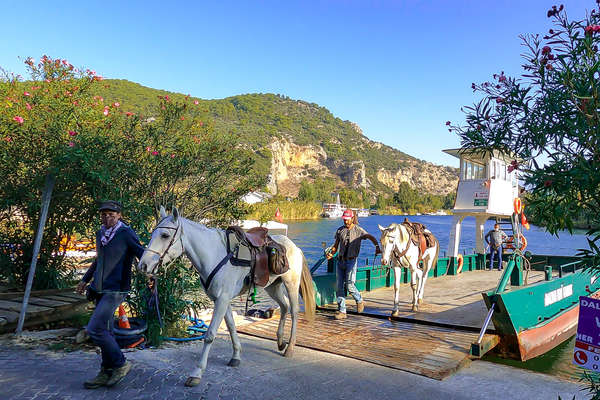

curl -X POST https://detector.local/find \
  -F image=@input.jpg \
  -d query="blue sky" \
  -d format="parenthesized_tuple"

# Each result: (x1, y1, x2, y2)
(1, 1, 594, 166)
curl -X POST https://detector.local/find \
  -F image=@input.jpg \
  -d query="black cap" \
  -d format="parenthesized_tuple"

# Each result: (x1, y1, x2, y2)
(98, 200, 122, 213)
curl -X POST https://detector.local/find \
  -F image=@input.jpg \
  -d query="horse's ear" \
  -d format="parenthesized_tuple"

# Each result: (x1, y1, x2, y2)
(159, 205, 167, 219)
(378, 224, 385, 232)
(172, 206, 179, 222)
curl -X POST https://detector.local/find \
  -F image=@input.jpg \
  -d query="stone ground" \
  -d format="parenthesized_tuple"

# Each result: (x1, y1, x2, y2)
(0, 329, 586, 400)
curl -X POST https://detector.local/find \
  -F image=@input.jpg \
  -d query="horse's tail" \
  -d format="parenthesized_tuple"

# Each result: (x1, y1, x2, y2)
(299, 254, 316, 322)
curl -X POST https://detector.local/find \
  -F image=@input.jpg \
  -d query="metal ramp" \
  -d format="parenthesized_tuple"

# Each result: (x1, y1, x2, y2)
(237, 311, 497, 380)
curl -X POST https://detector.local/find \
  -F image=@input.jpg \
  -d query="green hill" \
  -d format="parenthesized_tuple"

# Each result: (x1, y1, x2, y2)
(94, 79, 458, 198)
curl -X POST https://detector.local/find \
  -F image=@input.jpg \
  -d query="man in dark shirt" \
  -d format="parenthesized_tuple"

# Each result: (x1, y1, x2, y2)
(485, 223, 509, 271)
(76, 201, 145, 389)
(326, 209, 380, 320)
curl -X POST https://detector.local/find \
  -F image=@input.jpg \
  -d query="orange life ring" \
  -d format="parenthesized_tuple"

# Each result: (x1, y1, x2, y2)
(505, 234, 527, 251)
(521, 212, 530, 230)
(513, 198, 522, 214)
(456, 254, 464, 273)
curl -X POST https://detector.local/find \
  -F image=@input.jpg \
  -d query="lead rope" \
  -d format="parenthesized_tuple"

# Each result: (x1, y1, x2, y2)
(146, 276, 164, 329)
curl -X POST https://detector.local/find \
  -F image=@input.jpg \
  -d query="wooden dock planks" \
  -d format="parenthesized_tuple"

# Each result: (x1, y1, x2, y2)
(0, 288, 87, 332)
(237, 311, 496, 380)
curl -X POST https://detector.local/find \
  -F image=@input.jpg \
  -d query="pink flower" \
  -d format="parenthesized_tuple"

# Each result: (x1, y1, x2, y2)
(13, 116, 24, 124)
(68, 130, 78, 137)
(26, 103, 32, 110)
(170, 153, 175, 158)
(113, 102, 120, 108)
(194, 100, 199, 105)
(73, 101, 79, 106)
(164, 95, 170, 101)
(180, 116, 185, 120)
(152, 151, 159, 156)
(103, 106, 109, 116)
(68, 141, 75, 147)
(126, 111, 134, 116)
(199, 121, 203, 126)
(23, 91, 31, 97)
(146, 146, 152, 152)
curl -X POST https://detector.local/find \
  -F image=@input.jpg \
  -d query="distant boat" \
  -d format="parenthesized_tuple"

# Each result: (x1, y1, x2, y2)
(353, 208, 370, 218)
(322, 203, 345, 218)
(322, 193, 346, 218)
(426, 210, 448, 216)
(369, 209, 379, 215)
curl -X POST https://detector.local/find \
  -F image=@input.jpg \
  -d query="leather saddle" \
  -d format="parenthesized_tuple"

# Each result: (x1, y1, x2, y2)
(402, 218, 437, 261)
(226, 226, 289, 287)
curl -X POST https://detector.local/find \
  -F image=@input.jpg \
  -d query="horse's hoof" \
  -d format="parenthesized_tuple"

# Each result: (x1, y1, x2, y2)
(227, 358, 240, 367)
(391, 310, 399, 318)
(278, 342, 287, 351)
(185, 377, 201, 387)
(283, 347, 294, 358)
(411, 306, 418, 312)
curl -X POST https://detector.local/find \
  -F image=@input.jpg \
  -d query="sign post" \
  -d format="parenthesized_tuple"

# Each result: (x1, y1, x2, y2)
(573, 295, 600, 371)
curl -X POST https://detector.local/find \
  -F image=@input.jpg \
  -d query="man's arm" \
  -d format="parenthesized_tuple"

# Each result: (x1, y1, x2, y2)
(484, 231, 491, 244)
(77, 259, 97, 294)
(127, 229, 145, 259)
(360, 233, 381, 254)
(327, 231, 341, 259)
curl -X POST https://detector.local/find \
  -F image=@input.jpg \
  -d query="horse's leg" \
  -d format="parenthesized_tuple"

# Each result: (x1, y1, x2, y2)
(185, 297, 229, 387)
(391, 267, 401, 317)
(418, 258, 432, 305)
(281, 274, 300, 358)
(264, 279, 290, 352)
(411, 267, 422, 312)
(224, 304, 241, 367)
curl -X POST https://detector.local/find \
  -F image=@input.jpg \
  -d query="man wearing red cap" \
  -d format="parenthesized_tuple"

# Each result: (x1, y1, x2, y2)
(326, 209, 380, 319)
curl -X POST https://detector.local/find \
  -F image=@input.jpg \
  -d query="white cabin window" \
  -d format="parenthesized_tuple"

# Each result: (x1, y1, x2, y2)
(462, 160, 485, 180)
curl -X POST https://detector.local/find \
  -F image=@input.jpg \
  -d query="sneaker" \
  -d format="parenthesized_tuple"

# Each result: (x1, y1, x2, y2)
(84, 368, 111, 389)
(334, 311, 347, 320)
(105, 361, 131, 387)
(357, 302, 364, 313)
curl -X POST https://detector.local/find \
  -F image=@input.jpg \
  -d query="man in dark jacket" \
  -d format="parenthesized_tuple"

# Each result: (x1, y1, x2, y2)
(326, 209, 381, 320)
(76, 200, 145, 389)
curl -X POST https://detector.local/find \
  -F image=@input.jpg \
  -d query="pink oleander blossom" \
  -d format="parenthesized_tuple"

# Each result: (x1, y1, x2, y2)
(103, 108, 109, 116)
(68, 130, 78, 137)
(113, 102, 120, 108)
(152, 151, 159, 156)
(13, 116, 24, 124)
(194, 100, 199, 105)
(146, 146, 152, 152)
(23, 91, 31, 97)
(68, 141, 75, 147)
(126, 111, 134, 116)
(26, 103, 32, 110)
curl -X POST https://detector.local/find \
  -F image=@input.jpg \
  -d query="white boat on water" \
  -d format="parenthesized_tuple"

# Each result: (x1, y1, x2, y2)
(322, 203, 345, 218)
(352, 208, 370, 218)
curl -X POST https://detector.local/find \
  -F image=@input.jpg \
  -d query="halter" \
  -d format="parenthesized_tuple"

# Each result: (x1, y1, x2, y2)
(145, 216, 184, 271)
(384, 227, 410, 264)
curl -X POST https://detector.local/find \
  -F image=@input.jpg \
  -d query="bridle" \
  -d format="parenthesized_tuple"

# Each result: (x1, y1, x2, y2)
(383, 227, 410, 265)
(144, 216, 184, 272)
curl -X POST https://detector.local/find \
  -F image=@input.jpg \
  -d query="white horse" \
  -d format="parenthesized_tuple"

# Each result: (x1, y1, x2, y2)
(378, 223, 439, 314)
(138, 206, 316, 387)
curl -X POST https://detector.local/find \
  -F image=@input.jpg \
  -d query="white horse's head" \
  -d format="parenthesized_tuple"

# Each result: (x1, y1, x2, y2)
(138, 205, 184, 275)
(378, 223, 408, 266)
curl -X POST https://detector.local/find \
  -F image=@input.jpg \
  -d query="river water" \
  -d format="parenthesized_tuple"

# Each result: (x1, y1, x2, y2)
(286, 214, 589, 382)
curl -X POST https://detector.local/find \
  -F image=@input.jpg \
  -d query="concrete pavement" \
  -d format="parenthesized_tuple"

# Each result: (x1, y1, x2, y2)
(0, 331, 584, 400)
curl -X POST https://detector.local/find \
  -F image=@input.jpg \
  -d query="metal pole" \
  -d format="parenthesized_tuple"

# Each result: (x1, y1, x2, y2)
(476, 302, 496, 344)
(16, 174, 55, 334)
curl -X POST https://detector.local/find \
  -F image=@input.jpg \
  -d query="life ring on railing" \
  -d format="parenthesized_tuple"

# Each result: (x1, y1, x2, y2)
(513, 197, 522, 214)
(505, 234, 527, 251)
(456, 254, 464, 273)
(521, 212, 530, 230)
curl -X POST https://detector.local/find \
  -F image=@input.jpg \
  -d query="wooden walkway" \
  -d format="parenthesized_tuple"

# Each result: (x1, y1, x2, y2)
(0, 288, 87, 333)
(238, 269, 549, 379)
(237, 311, 497, 380)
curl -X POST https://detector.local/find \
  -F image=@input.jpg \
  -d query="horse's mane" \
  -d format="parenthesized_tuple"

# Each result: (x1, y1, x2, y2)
(161, 215, 228, 247)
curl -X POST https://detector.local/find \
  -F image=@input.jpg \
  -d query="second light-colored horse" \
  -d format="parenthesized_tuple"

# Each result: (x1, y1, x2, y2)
(378, 223, 439, 314)
(138, 207, 316, 387)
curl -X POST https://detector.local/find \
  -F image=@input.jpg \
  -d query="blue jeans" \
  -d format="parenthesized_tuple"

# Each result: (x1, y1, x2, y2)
(489, 246, 503, 270)
(86, 292, 126, 370)
(336, 258, 362, 313)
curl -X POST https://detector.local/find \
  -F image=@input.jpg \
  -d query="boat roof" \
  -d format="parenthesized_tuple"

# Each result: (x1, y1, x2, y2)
(443, 148, 523, 163)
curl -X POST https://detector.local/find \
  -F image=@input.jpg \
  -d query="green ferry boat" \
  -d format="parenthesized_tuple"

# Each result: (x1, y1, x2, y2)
(310, 148, 597, 361)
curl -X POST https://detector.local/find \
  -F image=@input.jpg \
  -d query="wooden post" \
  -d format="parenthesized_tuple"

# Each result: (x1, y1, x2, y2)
(16, 174, 55, 334)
